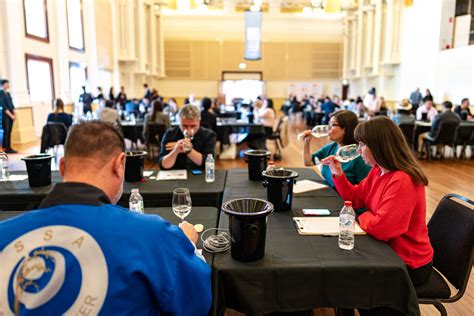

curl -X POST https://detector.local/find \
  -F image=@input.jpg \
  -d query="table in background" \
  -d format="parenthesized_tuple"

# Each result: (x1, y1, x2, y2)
(0, 207, 218, 264)
(413, 120, 474, 151)
(0, 170, 227, 211)
(212, 168, 419, 316)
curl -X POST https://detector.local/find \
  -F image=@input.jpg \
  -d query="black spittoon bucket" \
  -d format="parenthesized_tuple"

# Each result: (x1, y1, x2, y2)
(125, 151, 148, 182)
(262, 169, 299, 212)
(21, 154, 54, 187)
(244, 149, 271, 181)
(222, 198, 274, 262)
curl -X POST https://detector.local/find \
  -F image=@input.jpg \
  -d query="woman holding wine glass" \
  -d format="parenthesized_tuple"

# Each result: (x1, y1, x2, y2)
(323, 117, 433, 315)
(301, 110, 371, 188)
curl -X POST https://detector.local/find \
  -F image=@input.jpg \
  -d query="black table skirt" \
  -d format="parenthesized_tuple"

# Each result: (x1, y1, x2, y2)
(213, 168, 419, 315)
(0, 170, 227, 211)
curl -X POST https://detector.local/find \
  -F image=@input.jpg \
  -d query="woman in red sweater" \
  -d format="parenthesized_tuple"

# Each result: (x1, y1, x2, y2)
(323, 116, 433, 287)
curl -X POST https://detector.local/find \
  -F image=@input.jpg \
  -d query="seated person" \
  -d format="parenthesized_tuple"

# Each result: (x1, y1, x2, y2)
(416, 96, 438, 122)
(159, 104, 216, 170)
(417, 100, 461, 154)
(391, 99, 415, 125)
(200, 97, 217, 131)
(454, 98, 473, 121)
(301, 110, 371, 188)
(0, 121, 211, 315)
(143, 100, 171, 139)
(99, 100, 121, 126)
(323, 117, 433, 314)
(47, 98, 72, 128)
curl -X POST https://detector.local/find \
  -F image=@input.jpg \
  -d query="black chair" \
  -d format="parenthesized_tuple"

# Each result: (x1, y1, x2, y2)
(268, 116, 288, 161)
(422, 121, 460, 160)
(398, 123, 415, 149)
(416, 193, 474, 315)
(455, 124, 474, 159)
(145, 123, 167, 160)
(40, 122, 68, 155)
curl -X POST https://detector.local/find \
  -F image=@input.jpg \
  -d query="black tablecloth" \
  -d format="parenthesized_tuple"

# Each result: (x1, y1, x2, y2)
(0, 170, 227, 211)
(213, 168, 420, 315)
(0, 207, 218, 264)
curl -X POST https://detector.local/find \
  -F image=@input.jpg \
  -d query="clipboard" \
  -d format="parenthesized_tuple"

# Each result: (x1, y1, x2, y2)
(293, 217, 366, 236)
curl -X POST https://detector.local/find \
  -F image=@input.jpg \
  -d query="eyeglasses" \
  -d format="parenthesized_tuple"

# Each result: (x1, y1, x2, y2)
(328, 123, 341, 129)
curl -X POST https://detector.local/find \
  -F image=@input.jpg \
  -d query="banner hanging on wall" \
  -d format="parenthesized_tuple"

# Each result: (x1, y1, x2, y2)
(244, 11, 262, 60)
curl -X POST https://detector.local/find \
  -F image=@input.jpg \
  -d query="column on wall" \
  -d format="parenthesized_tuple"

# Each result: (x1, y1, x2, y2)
(371, 0, 383, 75)
(355, 6, 363, 77)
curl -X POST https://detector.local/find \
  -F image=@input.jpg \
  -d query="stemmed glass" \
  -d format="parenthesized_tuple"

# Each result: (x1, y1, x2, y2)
(311, 125, 330, 138)
(0, 152, 9, 180)
(182, 130, 194, 153)
(172, 188, 192, 223)
(335, 144, 360, 163)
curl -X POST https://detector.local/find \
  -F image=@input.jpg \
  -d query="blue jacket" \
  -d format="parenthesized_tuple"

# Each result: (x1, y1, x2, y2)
(0, 182, 212, 315)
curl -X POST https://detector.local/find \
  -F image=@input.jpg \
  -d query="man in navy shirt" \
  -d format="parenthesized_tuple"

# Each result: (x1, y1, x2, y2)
(159, 104, 216, 170)
(0, 79, 17, 153)
(0, 121, 211, 315)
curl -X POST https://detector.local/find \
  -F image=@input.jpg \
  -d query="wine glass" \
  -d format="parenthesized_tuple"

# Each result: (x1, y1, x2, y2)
(335, 144, 360, 163)
(172, 188, 192, 223)
(0, 152, 9, 180)
(182, 130, 194, 153)
(311, 125, 330, 138)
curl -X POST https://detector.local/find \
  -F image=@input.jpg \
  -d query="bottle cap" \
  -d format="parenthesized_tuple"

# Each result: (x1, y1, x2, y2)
(344, 201, 352, 206)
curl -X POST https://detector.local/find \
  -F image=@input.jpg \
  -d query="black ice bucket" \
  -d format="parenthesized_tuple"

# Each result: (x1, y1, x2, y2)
(244, 149, 271, 181)
(221, 198, 274, 262)
(125, 151, 147, 182)
(262, 169, 299, 212)
(22, 154, 54, 187)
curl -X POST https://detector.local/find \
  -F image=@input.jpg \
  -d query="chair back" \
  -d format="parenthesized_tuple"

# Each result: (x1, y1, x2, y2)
(146, 123, 167, 145)
(428, 194, 474, 290)
(433, 120, 459, 145)
(47, 123, 68, 146)
(398, 123, 415, 146)
(455, 124, 473, 145)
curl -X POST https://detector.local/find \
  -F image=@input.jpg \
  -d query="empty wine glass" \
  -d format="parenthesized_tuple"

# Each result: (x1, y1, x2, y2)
(335, 144, 360, 163)
(0, 152, 9, 180)
(172, 188, 192, 223)
(183, 129, 194, 141)
(311, 125, 330, 138)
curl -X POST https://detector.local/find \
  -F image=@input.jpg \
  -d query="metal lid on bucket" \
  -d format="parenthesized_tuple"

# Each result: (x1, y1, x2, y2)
(21, 154, 54, 161)
(244, 150, 271, 157)
(126, 151, 148, 157)
(262, 168, 298, 179)
(222, 198, 274, 217)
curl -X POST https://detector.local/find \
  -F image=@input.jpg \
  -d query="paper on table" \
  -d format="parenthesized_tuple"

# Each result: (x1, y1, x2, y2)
(143, 171, 154, 177)
(0, 175, 29, 182)
(293, 217, 366, 236)
(293, 180, 328, 194)
(157, 170, 187, 180)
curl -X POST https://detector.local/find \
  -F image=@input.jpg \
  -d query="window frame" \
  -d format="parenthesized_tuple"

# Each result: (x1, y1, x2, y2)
(25, 54, 55, 102)
(22, 0, 50, 43)
(66, 0, 86, 52)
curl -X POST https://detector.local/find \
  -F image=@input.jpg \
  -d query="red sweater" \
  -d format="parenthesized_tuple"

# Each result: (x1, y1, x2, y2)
(333, 165, 433, 269)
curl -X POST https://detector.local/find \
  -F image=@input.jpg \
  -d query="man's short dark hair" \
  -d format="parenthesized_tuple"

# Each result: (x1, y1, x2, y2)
(201, 97, 212, 111)
(65, 121, 125, 167)
(461, 98, 469, 104)
(423, 95, 433, 103)
(1, 79, 9, 85)
(144, 83, 148, 88)
(443, 101, 453, 109)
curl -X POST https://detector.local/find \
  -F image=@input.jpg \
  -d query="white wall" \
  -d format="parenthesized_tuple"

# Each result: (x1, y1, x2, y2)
(398, 0, 443, 101)
(436, 46, 474, 102)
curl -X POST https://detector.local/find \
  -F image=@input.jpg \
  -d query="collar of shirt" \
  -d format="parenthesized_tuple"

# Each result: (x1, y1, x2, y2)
(39, 182, 111, 208)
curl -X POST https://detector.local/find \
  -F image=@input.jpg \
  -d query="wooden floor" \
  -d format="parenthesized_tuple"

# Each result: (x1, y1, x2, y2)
(7, 117, 474, 315)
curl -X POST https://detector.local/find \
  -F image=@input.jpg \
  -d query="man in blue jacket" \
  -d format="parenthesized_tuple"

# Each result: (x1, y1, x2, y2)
(0, 121, 212, 315)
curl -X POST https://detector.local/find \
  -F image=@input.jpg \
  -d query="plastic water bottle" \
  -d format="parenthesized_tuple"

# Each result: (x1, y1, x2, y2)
(339, 201, 355, 250)
(205, 154, 215, 183)
(0, 152, 9, 180)
(129, 188, 144, 214)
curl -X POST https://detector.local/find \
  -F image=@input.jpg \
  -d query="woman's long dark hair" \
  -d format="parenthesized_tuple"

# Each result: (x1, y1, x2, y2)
(354, 116, 428, 185)
(151, 100, 164, 121)
(54, 98, 65, 114)
(330, 110, 358, 146)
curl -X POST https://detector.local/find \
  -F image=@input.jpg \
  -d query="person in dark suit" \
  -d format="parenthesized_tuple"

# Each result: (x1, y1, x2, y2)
(79, 86, 93, 115)
(143, 83, 152, 102)
(0, 79, 17, 153)
(200, 97, 217, 131)
(116, 86, 127, 110)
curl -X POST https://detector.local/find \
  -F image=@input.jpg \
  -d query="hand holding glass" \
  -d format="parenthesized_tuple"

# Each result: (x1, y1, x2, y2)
(172, 188, 192, 222)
